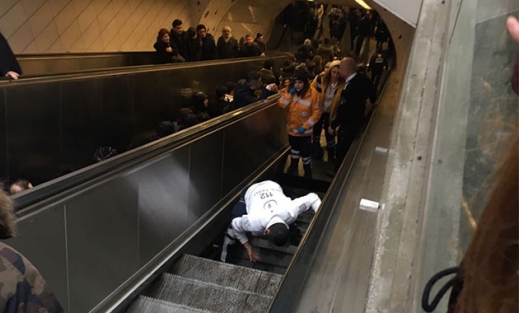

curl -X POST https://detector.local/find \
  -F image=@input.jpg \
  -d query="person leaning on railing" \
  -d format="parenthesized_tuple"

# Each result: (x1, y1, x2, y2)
(0, 33, 21, 80)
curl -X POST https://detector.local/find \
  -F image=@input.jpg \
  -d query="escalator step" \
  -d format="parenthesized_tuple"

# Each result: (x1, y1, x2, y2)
(296, 211, 315, 224)
(172, 254, 282, 297)
(233, 259, 287, 275)
(126, 296, 213, 313)
(233, 247, 293, 268)
(248, 238, 298, 254)
(148, 273, 272, 313)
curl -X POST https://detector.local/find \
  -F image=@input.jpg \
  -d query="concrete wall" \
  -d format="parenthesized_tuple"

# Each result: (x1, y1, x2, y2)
(372, 0, 423, 27)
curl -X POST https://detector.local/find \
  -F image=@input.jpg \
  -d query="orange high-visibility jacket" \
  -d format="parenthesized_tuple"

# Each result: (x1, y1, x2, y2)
(278, 86, 323, 136)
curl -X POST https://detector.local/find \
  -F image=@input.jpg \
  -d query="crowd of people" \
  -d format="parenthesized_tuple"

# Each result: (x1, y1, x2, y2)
(154, 20, 267, 64)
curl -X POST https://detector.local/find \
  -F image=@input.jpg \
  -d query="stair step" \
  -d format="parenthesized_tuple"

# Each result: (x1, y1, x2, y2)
(126, 296, 212, 313)
(148, 273, 272, 313)
(296, 212, 315, 224)
(233, 259, 287, 275)
(233, 247, 293, 268)
(171, 254, 282, 297)
(249, 238, 298, 254)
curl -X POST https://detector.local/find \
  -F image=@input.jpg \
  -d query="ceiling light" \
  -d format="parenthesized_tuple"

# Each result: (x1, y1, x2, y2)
(355, 0, 372, 10)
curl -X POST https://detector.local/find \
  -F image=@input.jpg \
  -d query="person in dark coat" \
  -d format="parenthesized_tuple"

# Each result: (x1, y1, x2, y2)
(296, 39, 314, 63)
(170, 19, 189, 61)
(187, 27, 201, 62)
(191, 91, 210, 116)
(328, 58, 376, 173)
(217, 26, 239, 59)
(254, 33, 266, 57)
(0, 33, 21, 79)
(240, 34, 261, 58)
(368, 50, 388, 89)
(208, 86, 231, 117)
(233, 71, 278, 109)
(197, 24, 216, 61)
(375, 21, 390, 51)
(153, 28, 174, 64)
(0, 187, 64, 312)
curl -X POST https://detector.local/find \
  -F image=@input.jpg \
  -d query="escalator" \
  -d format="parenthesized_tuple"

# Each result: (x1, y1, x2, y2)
(9, 54, 393, 313)
(125, 176, 326, 313)
(107, 167, 329, 313)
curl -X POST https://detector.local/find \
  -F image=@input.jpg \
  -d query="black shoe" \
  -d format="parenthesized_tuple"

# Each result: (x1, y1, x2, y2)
(327, 147, 335, 161)
(287, 164, 298, 175)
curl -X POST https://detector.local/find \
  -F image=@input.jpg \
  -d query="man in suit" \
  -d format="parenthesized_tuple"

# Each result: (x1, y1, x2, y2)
(328, 57, 376, 173)
(0, 33, 21, 79)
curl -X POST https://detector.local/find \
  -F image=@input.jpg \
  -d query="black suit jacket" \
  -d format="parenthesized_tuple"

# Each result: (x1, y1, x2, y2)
(0, 33, 21, 76)
(331, 73, 376, 130)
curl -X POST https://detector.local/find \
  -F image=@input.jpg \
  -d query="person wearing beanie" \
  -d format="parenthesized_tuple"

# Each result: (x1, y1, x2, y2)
(278, 68, 323, 179)
(220, 180, 321, 263)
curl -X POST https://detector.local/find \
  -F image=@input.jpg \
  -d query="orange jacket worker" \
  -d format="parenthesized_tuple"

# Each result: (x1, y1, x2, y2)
(278, 69, 322, 179)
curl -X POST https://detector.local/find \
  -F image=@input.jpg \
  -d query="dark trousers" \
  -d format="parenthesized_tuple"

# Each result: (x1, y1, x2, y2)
(335, 127, 360, 171)
(371, 71, 383, 89)
(355, 36, 365, 56)
(289, 135, 312, 166)
(312, 112, 335, 148)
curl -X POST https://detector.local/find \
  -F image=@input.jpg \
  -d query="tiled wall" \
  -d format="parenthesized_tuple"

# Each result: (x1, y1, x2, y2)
(0, 0, 212, 54)
(0, 0, 291, 54)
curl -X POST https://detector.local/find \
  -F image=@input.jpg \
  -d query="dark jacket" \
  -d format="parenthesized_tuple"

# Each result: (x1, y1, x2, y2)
(170, 30, 190, 59)
(357, 17, 372, 37)
(259, 68, 277, 85)
(217, 36, 239, 59)
(187, 37, 201, 62)
(0, 33, 21, 76)
(368, 52, 388, 73)
(331, 73, 376, 130)
(255, 39, 266, 54)
(200, 33, 217, 61)
(208, 99, 229, 117)
(233, 84, 276, 109)
(153, 41, 173, 64)
(240, 43, 261, 58)
(316, 43, 334, 63)
(296, 44, 314, 62)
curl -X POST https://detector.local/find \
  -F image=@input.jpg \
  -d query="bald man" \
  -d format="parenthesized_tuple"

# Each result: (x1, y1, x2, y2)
(328, 57, 376, 173)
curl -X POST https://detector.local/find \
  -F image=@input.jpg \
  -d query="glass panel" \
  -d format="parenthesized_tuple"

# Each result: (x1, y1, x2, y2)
(419, 0, 518, 311)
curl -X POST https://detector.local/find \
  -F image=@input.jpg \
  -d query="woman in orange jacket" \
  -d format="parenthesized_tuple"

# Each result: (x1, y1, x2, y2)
(278, 69, 323, 178)
(310, 60, 345, 160)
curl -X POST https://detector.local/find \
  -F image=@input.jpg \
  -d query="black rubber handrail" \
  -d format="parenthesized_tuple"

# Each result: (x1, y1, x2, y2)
(0, 54, 289, 84)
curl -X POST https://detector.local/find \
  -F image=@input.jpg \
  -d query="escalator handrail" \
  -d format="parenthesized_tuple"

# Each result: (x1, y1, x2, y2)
(13, 93, 282, 215)
(16, 51, 154, 59)
(0, 54, 289, 85)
